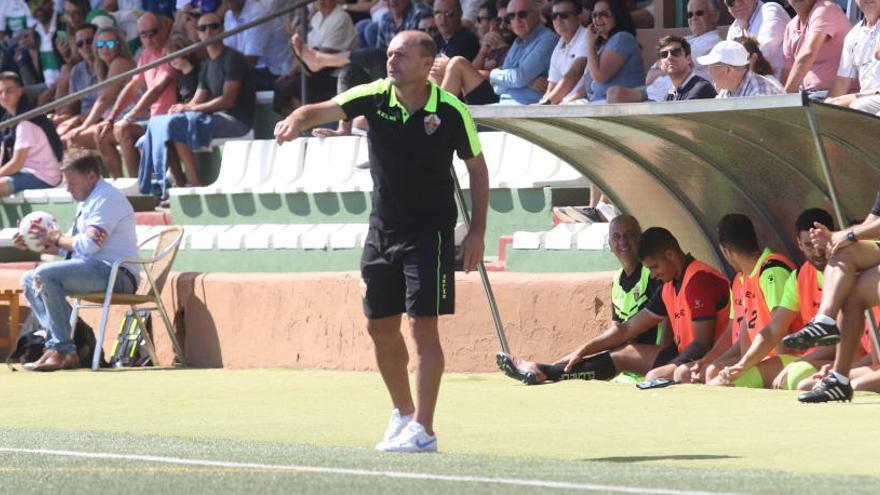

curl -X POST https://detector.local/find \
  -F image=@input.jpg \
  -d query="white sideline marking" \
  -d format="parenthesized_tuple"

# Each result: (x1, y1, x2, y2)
(0, 447, 741, 495)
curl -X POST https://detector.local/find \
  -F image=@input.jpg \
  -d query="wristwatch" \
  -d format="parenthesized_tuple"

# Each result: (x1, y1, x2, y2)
(847, 231, 857, 242)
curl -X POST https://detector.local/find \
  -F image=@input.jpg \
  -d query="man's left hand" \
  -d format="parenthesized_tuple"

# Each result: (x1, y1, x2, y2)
(458, 230, 484, 273)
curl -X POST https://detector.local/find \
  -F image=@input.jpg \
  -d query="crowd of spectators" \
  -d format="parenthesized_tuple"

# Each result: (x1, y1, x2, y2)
(0, 0, 879, 196)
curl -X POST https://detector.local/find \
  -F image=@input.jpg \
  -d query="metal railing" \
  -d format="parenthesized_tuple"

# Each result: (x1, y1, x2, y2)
(0, 0, 317, 132)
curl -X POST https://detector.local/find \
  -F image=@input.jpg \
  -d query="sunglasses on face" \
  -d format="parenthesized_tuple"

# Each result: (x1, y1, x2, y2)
(196, 22, 222, 32)
(433, 9, 457, 17)
(139, 28, 159, 38)
(503, 10, 531, 22)
(658, 47, 684, 58)
(477, 15, 494, 22)
(75, 37, 93, 48)
(551, 11, 575, 20)
(591, 10, 611, 19)
(95, 39, 118, 49)
(686, 9, 705, 18)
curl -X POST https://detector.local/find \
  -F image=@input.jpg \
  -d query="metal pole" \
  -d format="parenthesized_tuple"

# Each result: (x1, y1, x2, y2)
(0, 0, 316, 132)
(450, 167, 510, 354)
(804, 99, 880, 357)
(299, 5, 309, 104)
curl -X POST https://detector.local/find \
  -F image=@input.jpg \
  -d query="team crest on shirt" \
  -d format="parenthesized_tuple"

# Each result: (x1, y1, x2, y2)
(423, 114, 441, 135)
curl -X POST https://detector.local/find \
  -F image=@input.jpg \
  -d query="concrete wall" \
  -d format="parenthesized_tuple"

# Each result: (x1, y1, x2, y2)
(0, 269, 613, 372)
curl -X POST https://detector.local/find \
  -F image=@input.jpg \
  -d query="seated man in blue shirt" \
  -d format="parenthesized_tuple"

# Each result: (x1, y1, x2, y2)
(488, 0, 558, 104)
(15, 154, 139, 372)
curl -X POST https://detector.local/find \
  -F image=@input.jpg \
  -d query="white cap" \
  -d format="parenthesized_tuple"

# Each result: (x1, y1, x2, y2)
(696, 40, 749, 67)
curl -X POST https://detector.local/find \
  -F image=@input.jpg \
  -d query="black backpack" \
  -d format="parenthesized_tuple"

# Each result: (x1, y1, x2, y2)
(6, 312, 108, 370)
(109, 310, 154, 368)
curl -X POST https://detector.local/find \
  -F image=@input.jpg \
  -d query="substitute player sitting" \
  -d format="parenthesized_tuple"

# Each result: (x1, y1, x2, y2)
(500, 227, 729, 383)
(275, 31, 489, 452)
(497, 215, 666, 384)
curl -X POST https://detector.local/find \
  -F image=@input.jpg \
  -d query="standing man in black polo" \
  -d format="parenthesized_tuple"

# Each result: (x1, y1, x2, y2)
(275, 30, 489, 453)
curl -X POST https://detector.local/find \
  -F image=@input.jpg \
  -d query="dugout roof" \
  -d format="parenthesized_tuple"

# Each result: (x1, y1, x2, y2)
(470, 94, 880, 272)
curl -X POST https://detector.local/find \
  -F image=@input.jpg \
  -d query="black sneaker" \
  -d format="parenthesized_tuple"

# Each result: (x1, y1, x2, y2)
(798, 374, 853, 403)
(496, 352, 538, 385)
(782, 320, 840, 350)
(580, 207, 604, 223)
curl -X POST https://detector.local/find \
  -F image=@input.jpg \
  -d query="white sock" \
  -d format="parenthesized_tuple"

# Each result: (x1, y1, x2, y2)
(831, 370, 850, 385)
(814, 314, 836, 326)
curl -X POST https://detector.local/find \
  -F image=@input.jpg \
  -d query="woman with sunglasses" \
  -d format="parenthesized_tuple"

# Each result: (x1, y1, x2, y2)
(62, 27, 136, 178)
(574, 0, 644, 104)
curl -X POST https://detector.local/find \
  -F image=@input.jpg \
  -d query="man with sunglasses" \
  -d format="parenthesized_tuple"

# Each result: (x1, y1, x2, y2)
(698, 39, 784, 96)
(52, 23, 97, 134)
(656, 35, 716, 100)
(488, 0, 558, 104)
(724, 0, 790, 80)
(825, 0, 880, 115)
(137, 12, 255, 189)
(94, 12, 178, 179)
(428, 0, 480, 82)
(537, 0, 588, 104)
(645, 0, 721, 101)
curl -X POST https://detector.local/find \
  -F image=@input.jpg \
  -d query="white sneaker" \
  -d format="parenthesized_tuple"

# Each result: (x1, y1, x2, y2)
(377, 421, 437, 453)
(374, 409, 413, 450)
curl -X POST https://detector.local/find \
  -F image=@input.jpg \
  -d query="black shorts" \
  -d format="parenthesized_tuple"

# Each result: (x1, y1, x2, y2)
(360, 226, 456, 319)
(653, 345, 680, 368)
(463, 79, 500, 105)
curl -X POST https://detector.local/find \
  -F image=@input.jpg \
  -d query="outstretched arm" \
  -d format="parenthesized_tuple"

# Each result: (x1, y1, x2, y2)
(274, 99, 348, 144)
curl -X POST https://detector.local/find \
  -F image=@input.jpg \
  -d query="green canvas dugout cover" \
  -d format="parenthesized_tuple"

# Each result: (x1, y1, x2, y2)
(470, 94, 880, 271)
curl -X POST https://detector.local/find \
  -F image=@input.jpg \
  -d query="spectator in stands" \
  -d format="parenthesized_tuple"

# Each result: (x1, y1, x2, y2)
(50, 0, 92, 102)
(577, 0, 645, 104)
(1, 27, 44, 87)
(497, 215, 670, 384)
(293, 0, 432, 134)
(1, 1, 34, 42)
(49, 23, 97, 134)
(61, 28, 135, 176)
(500, 225, 730, 384)
(94, 13, 178, 178)
(439, 1, 510, 104)
(535, 0, 588, 104)
(487, 0, 557, 104)
(165, 34, 201, 105)
(657, 35, 717, 100)
(427, 0, 481, 83)
(137, 12, 255, 191)
(0, 71, 62, 197)
(29, 0, 65, 88)
(644, 0, 721, 101)
(724, 0, 790, 80)
(688, 214, 797, 389)
(274, 0, 356, 116)
(825, 0, 880, 115)
(735, 35, 778, 77)
(698, 39, 785, 96)
(780, 0, 849, 97)
(16, 153, 138, 372)
(782, 189, 880, 402)
(224, 0, 291, 90)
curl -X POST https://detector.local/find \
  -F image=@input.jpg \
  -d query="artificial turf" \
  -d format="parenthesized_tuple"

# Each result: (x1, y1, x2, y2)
(1, 367, 878, 494)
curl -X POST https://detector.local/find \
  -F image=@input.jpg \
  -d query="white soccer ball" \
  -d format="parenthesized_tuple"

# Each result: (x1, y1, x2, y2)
(18, 211, 58, 253)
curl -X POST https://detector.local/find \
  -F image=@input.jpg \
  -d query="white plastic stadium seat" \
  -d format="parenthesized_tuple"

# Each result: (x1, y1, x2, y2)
(273, 224, 317, 249)
(179, 225, 206, 250)
(189, 225, 231, 250)
(479, 131, 506, 181)
(46, 187, 73, 202)
(576, 222, 610, 250)
(329, 224, 369, 249)
(511, 231, 545, 250)
(492, 134, 534, 188)
(544, 222, 589, 250)
(216, 224, 260, 250)
(136, 225, 166, 251)
(523, 145, 563, 187)
(300, 136, 360, 193)
(300, 224, 345, 249)
(111, 178, 141, 195)
(21, 189, 50, 203)
(172, 140, 251, 196)
(255, 138, 307, 194)
(0, 227, 18, 247)
(221, 140, 276, 193)
(244, 224, 289, 249)
(1, 193, 24, 204)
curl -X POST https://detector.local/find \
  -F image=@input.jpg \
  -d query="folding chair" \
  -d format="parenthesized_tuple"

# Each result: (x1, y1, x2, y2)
(69, 225, 186, 371)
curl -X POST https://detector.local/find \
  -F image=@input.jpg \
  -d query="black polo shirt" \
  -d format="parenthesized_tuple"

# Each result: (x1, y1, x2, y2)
(434, 28, 480, 61)
(664, 73, 717, 101)
(333, 78, 482, 232)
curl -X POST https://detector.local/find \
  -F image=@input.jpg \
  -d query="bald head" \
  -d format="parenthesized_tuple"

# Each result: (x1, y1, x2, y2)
(386, 31, 436, 86)
(610, 214, 640, 234)
(609, 214, 642, 269)
(137, 12, 159, 30)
